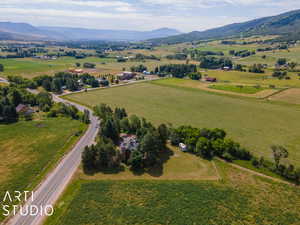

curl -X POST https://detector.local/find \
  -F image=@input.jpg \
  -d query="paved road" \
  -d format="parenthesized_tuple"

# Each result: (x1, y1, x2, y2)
(7, 95, 99, 225)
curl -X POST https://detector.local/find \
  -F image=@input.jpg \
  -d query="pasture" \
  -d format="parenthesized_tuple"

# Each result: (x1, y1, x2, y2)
(0, 117, 86, 221)
(64, 80, 300, 165)
(45, 160, 300, 225)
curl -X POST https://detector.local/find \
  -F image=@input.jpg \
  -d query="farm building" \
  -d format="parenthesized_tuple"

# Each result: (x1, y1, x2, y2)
(16, 104, 34, 116)
(117, 72, 136, 80)
(205, 77, 217, 82)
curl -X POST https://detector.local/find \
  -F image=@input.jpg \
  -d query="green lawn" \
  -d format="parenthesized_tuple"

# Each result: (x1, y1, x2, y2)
(45, 160, 300, 225)
(209, 84, 267, 94)
(0, 117, 87, 221)
(64, 80, 300, 165)
(0, 57, 113, 78)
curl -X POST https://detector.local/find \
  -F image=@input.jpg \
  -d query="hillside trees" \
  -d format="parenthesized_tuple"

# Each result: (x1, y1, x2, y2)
(199, 57, 233, 69)
(155, 64, 197, 78)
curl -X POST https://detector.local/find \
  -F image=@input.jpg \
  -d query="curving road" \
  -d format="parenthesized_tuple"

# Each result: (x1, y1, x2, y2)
(7, 94, 99, 225)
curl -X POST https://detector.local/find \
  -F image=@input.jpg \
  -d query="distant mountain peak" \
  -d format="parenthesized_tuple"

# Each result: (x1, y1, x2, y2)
(0, 22, 181, 41)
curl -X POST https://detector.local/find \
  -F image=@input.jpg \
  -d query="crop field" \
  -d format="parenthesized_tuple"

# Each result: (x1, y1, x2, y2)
(79, 145, 218, 181)
(0, 117, 86, 221)
(269, 88, 300, 105)
(45, 160, 300, 225)
(65, 80, 300, 165)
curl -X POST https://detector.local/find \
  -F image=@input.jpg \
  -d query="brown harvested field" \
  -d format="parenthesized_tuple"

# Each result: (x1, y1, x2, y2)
(79, 145, 219, 181)
(269, 88, 300, 105)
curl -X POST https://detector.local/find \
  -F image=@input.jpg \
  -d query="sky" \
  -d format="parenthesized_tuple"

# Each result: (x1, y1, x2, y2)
(0, 0, 300, 32)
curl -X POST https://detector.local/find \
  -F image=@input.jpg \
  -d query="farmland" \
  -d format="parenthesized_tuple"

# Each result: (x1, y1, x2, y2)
(64, 80, 300, 165)
(0, 117, 86, 221)
(45, 160, 300, 225)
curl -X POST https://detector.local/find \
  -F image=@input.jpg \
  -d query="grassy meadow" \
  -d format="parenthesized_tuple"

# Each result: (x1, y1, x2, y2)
(0, 117, 86, 221)
(64, 79, 300, 165)
(45, 160, 300, 225)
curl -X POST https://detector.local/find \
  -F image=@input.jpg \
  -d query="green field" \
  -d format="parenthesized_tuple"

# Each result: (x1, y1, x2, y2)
(64, 80, 300, 165)
(0, 57, 113, 78)
(0, 117, 86, 221)
(0, 55, 194, 79)
(209, 84, 267, 94)
(45, 160, 300, 225)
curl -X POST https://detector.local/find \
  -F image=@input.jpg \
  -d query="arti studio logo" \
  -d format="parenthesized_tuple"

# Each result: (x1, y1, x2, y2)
(1, 191, 54, 217)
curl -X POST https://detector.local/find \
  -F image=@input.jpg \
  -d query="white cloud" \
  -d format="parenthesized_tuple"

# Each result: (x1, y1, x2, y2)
(2, 0, 133, 9)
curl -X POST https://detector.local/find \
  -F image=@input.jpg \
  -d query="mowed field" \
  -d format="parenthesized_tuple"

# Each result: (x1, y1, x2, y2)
(65, 79, 300, 165)
(0, 117, 86, 221)
(45, 160, 300, 225)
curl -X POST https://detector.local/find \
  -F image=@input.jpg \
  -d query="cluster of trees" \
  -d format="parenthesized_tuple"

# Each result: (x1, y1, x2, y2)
(251, 145, 300, 184)
(190, 50, 224, 61)
(7, 75, 37, 89)
(199, 57, 233, 69)
(248, 64, 265, 73)
(33, 72, 103, 93)
(130, 64, 148, 73)
(82, 104, 169, 172)
(154, 64, 197, 78)
(272, 70, 288, 79)
(170, 126, 251, 161)
(47, 102, 90, 124)
(233, 64, 246, 72)
(0, 86, 35, 122)
(0, 64, 4, 72)
(0, 84, 54, 123)
(229, 50, 255, 58)
(133, 53, 160, 61)
(188, 72, 202, 80)
(166, 53, 188, 60)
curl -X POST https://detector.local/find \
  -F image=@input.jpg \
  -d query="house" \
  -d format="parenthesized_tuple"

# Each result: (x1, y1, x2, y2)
(179, 143, 187, 152)
(117, 71, 136, 80)
(69, 68, 84, 74)
(119, 133, 139, 162)
(205, 77, 217, 82)
(16, 104, 34, 116)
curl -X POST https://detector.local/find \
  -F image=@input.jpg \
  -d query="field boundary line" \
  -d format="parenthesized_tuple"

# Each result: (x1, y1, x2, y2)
(215, 158, 296, 186)
(212, 161, 222, 181)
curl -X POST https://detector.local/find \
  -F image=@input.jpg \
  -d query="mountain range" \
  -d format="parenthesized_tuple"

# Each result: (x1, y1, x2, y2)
(150, 9, 300, 44)
(1, 9, 300, 43)
(0, 22, 181, 41)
